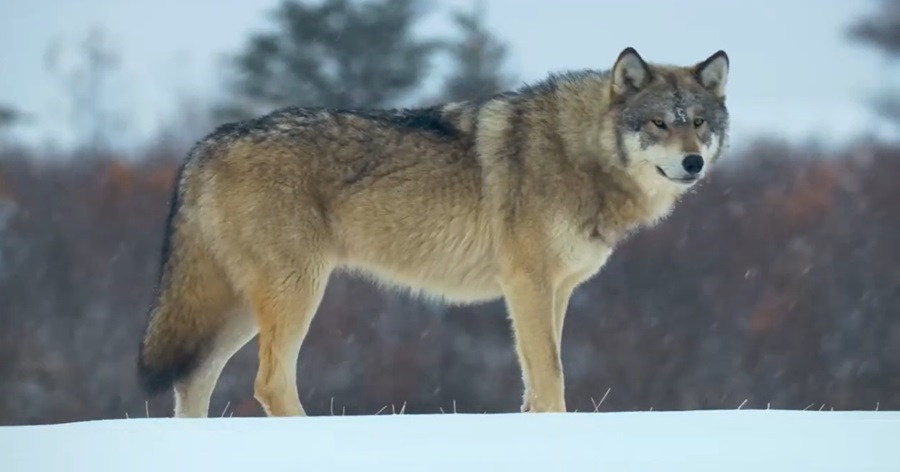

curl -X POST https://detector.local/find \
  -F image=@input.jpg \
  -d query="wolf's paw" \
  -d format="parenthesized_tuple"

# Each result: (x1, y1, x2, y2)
(520, 395, 566, 413)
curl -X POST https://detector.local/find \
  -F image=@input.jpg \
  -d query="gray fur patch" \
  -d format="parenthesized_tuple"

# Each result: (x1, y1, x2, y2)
(673, 106, 688, 125)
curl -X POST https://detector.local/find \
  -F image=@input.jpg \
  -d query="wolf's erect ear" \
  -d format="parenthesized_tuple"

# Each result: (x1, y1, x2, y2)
(612, 47, 651, 96)
(695, 50, 729, 98)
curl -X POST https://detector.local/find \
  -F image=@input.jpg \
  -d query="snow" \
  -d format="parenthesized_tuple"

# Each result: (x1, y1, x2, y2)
(2, 410, 899, 471)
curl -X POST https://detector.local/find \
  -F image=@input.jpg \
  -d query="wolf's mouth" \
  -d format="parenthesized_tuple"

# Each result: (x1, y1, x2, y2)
(656, 166, 698, 184)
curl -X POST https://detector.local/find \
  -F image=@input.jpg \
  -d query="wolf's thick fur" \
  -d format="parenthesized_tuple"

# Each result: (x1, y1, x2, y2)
(138, 48, 730, 417)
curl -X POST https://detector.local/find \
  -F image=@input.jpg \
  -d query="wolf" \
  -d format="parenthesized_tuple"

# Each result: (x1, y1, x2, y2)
(137, 47, 730, 417)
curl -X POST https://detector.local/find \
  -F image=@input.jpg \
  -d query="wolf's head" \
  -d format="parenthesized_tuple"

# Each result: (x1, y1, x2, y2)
(609, 47, 729, 188)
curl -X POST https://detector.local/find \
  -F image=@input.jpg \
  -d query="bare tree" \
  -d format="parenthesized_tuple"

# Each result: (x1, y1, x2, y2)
(0, 105, 22, 129)
(45, 27, 126, 154)
(0, 105, 25, 148)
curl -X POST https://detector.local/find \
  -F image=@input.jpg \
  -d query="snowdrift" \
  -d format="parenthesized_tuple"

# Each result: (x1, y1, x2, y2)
(2, 410, 898, 471)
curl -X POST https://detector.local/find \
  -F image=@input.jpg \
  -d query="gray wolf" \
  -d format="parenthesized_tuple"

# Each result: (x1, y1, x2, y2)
(137, 47, 730, 417)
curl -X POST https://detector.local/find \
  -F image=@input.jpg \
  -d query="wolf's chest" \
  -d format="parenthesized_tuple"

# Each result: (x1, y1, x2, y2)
(549, 217, 614, 280)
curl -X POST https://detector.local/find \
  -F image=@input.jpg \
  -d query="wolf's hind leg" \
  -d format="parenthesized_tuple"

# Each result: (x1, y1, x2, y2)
(174, 307, 257, 418)
(251, 260, 331, 417)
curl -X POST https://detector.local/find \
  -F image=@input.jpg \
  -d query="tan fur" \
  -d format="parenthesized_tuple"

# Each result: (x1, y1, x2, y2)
(138, 48, 730, 416)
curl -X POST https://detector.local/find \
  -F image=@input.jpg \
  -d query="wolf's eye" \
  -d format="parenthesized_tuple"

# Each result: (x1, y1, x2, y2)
(693, 118, 705, 127)
(651, 119, 667, 130)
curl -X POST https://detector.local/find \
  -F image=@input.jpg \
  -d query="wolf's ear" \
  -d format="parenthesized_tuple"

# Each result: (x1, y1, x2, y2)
(695, 50, 729, 97)
(612, 47, 651, 95)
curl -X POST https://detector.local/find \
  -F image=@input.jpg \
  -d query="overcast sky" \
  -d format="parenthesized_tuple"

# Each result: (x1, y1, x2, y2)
(1, 0, 897, 151)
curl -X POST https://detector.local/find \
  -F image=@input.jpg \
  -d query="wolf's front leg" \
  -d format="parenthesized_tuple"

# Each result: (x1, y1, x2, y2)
(501, 271, 566, 413)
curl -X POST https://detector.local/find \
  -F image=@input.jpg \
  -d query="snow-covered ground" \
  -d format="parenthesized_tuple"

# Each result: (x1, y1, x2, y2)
(2, 410, 899, 471)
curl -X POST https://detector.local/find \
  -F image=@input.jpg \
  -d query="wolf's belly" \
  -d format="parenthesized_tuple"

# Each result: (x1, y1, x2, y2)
(339, 225, 502, 303)
(352, 257, 503, 303)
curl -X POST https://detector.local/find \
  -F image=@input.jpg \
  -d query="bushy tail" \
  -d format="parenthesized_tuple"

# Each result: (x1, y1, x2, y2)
(138, 292, 205, 394)
(137, 170, 233, 394)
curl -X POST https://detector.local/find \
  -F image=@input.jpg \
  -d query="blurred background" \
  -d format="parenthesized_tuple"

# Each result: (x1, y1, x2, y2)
(0, 0, 898, 425)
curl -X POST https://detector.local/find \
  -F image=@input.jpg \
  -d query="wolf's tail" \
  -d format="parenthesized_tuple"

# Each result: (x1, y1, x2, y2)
(137, 164, 234, 394)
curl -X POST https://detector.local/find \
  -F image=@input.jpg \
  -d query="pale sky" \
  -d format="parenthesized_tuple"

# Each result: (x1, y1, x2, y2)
(1, 0, 897, 151)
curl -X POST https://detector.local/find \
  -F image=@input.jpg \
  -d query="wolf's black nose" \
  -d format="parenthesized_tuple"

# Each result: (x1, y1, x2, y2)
(682, 154, 704, 175)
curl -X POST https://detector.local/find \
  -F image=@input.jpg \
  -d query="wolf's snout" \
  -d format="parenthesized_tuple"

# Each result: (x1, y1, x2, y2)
(682, 154, 704, 175)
